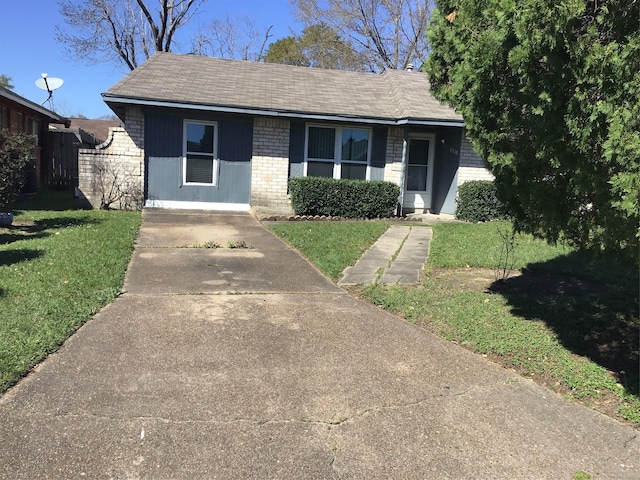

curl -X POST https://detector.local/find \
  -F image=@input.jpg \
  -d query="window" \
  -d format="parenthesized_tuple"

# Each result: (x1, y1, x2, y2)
(29, 119, 41, 146)
(406, 138, 431, 191)
(305, 125, 370, 181)
(1, 107, 9, 130)
(16, 112, 24, 132)
(183, 120, 218, 185)
(29, 119, 40, 135)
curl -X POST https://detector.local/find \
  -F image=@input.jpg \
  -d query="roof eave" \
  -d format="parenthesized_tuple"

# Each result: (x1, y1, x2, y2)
(1, 87, 69, 126)
(396, 117, 464, 128)
(103, 94, 464, 128)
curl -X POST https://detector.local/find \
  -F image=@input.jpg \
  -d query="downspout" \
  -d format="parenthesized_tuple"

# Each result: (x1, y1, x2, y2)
(398, 125, 409, 216)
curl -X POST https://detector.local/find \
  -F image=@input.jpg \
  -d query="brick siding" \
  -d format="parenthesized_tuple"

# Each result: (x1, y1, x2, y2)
(383, 127, 404, 186)
(250, 117, 291, 207)
(458, 131, 494, 186)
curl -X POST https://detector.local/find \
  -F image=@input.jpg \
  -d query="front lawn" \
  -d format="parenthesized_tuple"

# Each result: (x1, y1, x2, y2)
(270, 221, 388, 280)
(269, 220, 640, 425)
(0, 192, 141, 392)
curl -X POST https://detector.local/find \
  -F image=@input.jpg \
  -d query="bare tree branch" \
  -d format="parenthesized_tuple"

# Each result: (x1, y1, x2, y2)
(56, 0, 205, 71)
(191, 15, 273, 61)
(292, 0, 433, 71)
(165, 0, 201, 51)
(255, 25, 274, 62)
(135, 0, 160, 50)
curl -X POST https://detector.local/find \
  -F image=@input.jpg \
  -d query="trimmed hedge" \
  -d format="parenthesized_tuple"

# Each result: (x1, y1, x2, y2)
(289, 177, 400, 218)
(455, 180, 507, 222)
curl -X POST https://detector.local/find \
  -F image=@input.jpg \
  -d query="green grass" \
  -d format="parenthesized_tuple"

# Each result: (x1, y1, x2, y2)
(0, 191, 141, 392)
(429, 221, 636, 287)
(427, 221, 573, 269)
(270, 220, 640, 425)
(10, 188, 77, 211)
(269, 221, 388, 280)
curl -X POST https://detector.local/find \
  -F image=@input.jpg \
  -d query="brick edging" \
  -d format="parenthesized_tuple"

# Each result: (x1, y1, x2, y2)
(258, 214, 424, 223)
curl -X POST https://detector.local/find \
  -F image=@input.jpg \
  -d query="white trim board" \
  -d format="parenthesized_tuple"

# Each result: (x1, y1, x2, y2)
(145, 200, 251, 211)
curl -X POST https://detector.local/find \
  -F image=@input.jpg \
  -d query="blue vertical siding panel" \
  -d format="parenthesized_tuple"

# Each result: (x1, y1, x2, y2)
(147, 156, 181, 202)
(145, 110, 252, 204)
(145, 114, 182, 157)
(219, 119, 253, 161)
(288, 120, 305, 178)
(370, 127, 387, 168)
(369, 126, 387, 181)
(147, 157, 251, 203)
(370, 167, 384, 181)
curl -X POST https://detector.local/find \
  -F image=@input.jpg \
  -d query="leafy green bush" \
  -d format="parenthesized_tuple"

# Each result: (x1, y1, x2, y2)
(289, 177, 399, 218)
(0, 130, 36, 209)
(455, 180, 506, 222)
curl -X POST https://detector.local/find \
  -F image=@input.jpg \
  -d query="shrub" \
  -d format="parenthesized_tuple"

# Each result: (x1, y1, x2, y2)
(289, 177, 400, 218)
(91, 158, 144, 210)
(456, 180, 506, 222)
(0, 130, 36, 209)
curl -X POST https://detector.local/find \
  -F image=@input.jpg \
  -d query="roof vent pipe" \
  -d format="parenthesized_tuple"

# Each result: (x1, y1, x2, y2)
(406, 63, 414, 72)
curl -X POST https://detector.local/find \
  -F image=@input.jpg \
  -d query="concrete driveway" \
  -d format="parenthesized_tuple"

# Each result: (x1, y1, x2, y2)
(0, 210, 638, 479)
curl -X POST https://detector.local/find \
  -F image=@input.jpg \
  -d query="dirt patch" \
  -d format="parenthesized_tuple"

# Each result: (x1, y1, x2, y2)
(426, 267, 497, 292)
(426, 267, 605, 297)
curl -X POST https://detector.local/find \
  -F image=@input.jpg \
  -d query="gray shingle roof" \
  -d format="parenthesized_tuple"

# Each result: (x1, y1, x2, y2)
(103, 52, 462, 125)
(68, 117, 121, 143)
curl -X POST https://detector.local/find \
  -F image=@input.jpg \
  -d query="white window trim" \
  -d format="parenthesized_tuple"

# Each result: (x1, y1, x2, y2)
(303, 124, 372, 180)
(182, 119, 219, 186)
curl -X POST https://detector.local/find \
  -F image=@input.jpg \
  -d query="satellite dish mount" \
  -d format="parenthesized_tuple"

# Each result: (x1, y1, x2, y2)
(35, 73, 64, 110)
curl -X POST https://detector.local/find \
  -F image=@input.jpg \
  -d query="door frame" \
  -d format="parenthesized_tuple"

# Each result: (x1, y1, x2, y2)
(402, 133, 436, 211)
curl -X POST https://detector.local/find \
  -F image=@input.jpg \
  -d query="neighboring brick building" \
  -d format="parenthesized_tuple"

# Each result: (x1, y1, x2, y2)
(78, 53, 492, 213)
(0, 86, 69, 190)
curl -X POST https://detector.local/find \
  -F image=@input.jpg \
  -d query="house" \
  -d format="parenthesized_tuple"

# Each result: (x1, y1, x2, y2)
(0, 86, 69, 191)
(78, 52, 493, 213)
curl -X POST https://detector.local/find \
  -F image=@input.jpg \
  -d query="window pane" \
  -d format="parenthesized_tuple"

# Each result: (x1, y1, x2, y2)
(342, 129, 369, 162)
(186, 155, 213, 183)
(341, 162, 366, 180)
(307, 161, 334, 178)
(16, 112, 24, 132)
(409, 139, 429, 166)
(308, 127, 335, 159)
(186, 123, 215, 154)
(1, 107, 9, 129)
(407, 166, 427, 191)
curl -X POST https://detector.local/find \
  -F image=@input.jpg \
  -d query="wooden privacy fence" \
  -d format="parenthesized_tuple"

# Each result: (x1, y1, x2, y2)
(46, 130, 79, 189)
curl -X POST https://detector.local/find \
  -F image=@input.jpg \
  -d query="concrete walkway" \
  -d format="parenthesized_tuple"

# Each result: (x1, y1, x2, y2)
(339, 226, 432, 286)
(0, 210, 638, 479)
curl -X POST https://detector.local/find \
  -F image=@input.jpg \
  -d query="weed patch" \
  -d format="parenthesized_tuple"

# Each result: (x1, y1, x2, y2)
(227, 240, 248, 249)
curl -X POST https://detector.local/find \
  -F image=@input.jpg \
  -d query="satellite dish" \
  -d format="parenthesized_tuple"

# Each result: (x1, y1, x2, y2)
(36, 74, 64, 92)
(35, 73, 64, 110)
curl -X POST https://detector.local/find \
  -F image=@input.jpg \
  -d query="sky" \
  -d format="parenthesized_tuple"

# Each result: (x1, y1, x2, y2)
(0, 0, 301, 119)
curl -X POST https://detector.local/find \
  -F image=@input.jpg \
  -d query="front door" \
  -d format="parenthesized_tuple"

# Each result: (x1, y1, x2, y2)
(403, 135, 435, 212)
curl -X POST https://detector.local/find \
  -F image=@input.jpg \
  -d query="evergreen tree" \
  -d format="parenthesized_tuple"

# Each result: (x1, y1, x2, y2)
(426, 0, 640, 261)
